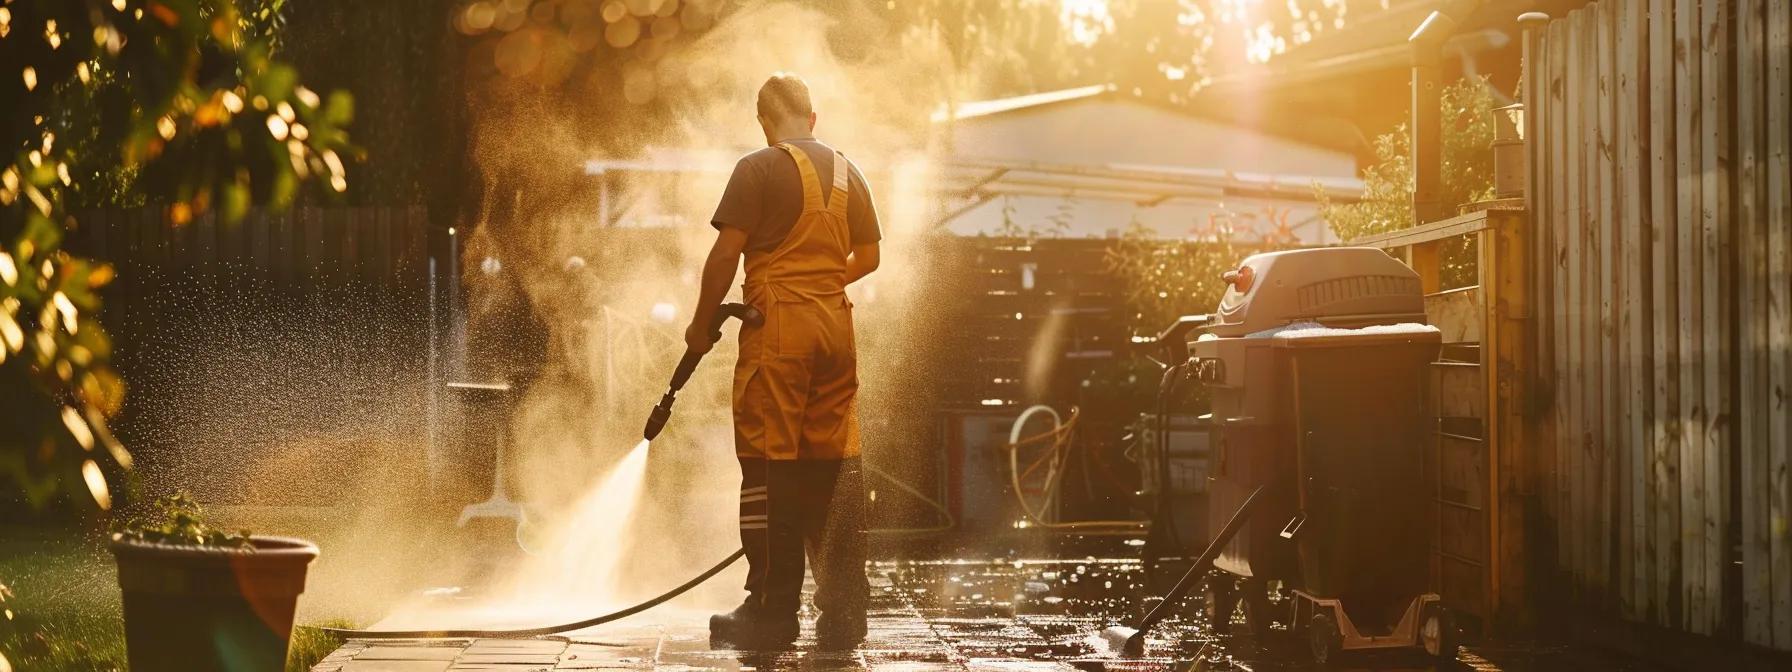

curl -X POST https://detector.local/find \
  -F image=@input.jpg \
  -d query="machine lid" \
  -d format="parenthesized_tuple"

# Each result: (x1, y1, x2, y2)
(1268, 322, 1443, 348)
(1209, 247, 1425, 337)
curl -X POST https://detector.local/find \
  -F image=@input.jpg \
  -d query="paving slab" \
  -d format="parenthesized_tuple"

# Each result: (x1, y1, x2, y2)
(338, 661, 453, 672)
(313, 557, 1656, 671)
(358, 646, 466, 661)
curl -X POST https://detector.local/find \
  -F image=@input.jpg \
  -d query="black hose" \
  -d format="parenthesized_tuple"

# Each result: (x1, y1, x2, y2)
(311, 548, 746, 639)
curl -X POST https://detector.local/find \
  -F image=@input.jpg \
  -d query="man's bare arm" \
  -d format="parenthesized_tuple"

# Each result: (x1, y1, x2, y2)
(685, 227, 750, 354)
(846, 242, 879, 285)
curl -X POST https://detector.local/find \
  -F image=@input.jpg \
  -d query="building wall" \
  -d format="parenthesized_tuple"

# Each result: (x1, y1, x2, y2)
(943, 99, 1359, 177)
(938, 98, 1361, 244)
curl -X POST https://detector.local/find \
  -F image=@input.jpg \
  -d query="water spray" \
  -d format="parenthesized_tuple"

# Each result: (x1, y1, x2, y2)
(643, 302, 763, 441)
(321, 302, 764, 640)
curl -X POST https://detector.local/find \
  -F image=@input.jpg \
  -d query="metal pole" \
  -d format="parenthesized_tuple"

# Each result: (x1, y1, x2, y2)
(1410, 11, 1456, 226)
(448, 224, 464, 380)
(427, 254, 438, 495)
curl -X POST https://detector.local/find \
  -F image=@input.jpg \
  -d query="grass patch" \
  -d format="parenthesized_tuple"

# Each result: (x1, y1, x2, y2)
(0, 525, 126, 671)
(287, 618, 356, 672)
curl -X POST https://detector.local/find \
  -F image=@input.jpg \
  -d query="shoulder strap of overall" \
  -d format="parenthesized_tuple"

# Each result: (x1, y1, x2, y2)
(774, 143, 825, 213)
(829, 151, 850, 220)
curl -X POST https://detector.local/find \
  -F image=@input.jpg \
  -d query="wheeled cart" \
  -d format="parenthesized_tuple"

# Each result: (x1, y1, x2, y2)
(1292, 591, 1457, 664)
(1165, 248, 1455, 663)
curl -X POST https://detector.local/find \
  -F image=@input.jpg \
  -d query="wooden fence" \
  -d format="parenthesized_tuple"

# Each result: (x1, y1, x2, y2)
(64, 207, 441, 506)
(1524, 0, 1791, 650)
(73, 206, 434, 288)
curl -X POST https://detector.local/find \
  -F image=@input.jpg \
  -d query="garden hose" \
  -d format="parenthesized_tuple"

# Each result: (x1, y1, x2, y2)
(312, 548, 744, 639)
(1006, 405, 1145, 530)
(866, 463, 955, 535)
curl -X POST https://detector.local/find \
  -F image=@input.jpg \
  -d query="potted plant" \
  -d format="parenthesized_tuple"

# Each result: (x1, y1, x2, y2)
(111, 495, 319, 672)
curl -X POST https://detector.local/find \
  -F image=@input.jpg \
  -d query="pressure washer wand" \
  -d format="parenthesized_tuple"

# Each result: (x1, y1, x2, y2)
(643, 302, 763, 440)
(1098, 483, 1267, 657)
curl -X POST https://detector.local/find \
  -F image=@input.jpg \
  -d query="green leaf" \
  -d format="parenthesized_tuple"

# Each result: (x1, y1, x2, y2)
(322, 90, 354, 126)
(252, 64, 298, 102)
(269, 169, 296, 209)
(220, 181, 249, 223)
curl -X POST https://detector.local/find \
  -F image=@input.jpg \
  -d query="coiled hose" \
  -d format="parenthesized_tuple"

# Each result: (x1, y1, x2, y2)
(1006, 405, 1145, 530)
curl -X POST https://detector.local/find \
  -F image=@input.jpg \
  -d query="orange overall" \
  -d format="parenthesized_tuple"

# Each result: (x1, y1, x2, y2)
(724, 142, 868, 641)
(732, 143, 862, 461)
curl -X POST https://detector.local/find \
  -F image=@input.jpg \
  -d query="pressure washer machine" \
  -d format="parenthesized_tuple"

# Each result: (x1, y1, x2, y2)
(1187, 247, 1449, 663)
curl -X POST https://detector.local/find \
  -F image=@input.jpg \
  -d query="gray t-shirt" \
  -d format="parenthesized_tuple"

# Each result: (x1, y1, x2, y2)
(710, 138, 882, 254)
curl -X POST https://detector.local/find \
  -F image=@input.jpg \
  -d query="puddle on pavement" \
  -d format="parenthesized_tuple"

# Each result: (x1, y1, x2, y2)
(346, 549, 1648, 671)
(869, 556, 1623, 672)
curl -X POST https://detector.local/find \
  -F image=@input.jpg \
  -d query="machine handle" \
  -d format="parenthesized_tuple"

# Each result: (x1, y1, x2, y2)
(668, 303, 764, 391)
(1132, 482, 1269, 631)
(644, 302, 767, 441)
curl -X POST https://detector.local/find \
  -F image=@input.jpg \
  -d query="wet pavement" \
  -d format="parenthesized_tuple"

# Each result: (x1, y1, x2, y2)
(310, 557, 1657, 672)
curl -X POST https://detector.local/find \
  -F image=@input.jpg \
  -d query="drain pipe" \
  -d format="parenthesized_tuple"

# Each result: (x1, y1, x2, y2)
(1408, 0, 1484, 225)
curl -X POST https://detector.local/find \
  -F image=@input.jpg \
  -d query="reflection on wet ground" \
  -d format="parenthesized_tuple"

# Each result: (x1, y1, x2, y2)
(312, 557, 1658, 671)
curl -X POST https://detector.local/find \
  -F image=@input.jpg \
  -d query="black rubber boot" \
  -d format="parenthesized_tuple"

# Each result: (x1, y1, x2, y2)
(718, 459, 804, 650)
(807, 459, 869, 651)
(815, 613, 867, 651)
(708, 604, 799, 650)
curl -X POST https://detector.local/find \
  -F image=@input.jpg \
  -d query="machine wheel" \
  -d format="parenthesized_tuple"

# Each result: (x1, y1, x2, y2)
(1203, 575, 1238, 634)
(1420, 604, 1460, 661)
(1307, 612, 1341, 665)
(1240, 579, 1276, 639)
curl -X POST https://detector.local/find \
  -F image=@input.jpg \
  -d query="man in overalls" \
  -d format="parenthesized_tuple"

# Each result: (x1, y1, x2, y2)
(684, 73, 881, 650)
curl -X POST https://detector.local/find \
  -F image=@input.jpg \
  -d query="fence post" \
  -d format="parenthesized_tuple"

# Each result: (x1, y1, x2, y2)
(1410, 12, 1454, 225)
(1520, 12, 1551, 215)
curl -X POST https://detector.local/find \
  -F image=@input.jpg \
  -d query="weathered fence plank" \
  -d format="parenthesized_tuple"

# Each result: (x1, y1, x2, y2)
(1425, 287, 1481, 344)
(1549, 15, 1574, 573)
(1736, 0, 1773, 646)
(1768, 0, 1792, 649)
(1595, 0, 1618, 603)
(1672, 0, 1710, 633)
(1565, 8, 1588, 589)
(1484, 211, 1530, 622)
(1646, 0, 1681, 628)
(1525, 14, 1557, 554)
(1580, 4, 1603, 595)
(1698, 0, 1733, 637)
(1616, 0, 1650, 620)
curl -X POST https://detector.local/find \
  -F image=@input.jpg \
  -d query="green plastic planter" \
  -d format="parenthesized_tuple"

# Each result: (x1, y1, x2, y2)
(111, 535, 319, 672)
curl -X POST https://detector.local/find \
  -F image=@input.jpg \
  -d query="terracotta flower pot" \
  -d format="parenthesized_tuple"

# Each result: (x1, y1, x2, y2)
(111, 535, 319, 672)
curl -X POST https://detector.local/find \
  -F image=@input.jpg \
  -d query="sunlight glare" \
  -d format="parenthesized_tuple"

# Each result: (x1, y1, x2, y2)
(1058, 0, 1114, 47)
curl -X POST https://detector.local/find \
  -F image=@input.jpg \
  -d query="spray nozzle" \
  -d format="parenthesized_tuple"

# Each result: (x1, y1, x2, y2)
(641, 302, 762, 441)
(643, 394, 675, 441)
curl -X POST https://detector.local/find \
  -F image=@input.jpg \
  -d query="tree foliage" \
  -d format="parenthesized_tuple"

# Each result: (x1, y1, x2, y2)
(1317, 75, 1497, 241)
(1097, 218, 1280, 408)
(1105, 221, 1249, 340)
(1315, 76, 1496, 287)
(885, 0, 1380, 105)
(1, 0, 352, 510)
(439, 0, 1395, 150)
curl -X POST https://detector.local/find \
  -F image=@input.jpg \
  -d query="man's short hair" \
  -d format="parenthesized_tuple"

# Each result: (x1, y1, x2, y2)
(757, 73, 813, 123)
